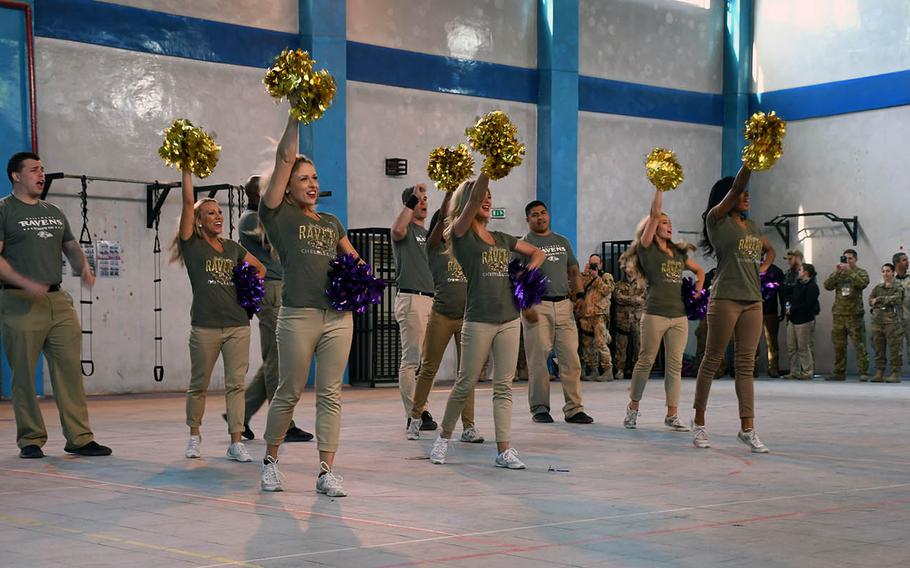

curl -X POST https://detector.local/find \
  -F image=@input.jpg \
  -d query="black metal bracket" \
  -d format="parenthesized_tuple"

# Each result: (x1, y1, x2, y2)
(146, 182, 178, 228)
(41, 172, 64, 199)
(764, 212, 859, 249)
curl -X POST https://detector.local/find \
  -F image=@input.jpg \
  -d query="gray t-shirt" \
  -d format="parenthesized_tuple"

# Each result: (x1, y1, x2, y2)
(0, 194, 74, 286)
(239, 208, 283, 281)
(178, 235, 250, 328)
(451, 229, 519, 323)
(259, 200, 345, 309)
(392, 223, 434, 293)
(637, 242, 687, 318)
(520, 231, 578, 297)
(429, 241, 467, 319)
(707, 214, 762, 302)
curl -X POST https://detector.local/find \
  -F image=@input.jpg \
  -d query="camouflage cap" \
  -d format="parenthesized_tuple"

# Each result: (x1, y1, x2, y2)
(785, 248, 804, 258)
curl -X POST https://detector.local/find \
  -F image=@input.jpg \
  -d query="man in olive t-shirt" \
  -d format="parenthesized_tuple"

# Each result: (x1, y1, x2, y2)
(520, 201, 593, 425)
(0, 152, 112, 459)
(391, 184, 436, 431)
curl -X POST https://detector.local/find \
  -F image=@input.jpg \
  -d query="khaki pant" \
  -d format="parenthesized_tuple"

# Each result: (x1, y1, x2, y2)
(242, 281, 296, 429)
(1, 290, 94, 449)
(786, 320, 815, 378)
(410, 309, 475, 427)
(524, 299, 584, 417)
(442, 318, 520, 443)
(264, 308, 352, 452)
(693, 299, 763, 419)
(394, 293, 433, 416)
(629, 314, 688, 408)
(186, 325, 251, 433)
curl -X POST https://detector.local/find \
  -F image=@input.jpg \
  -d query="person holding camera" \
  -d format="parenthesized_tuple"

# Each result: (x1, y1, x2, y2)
(823, 249, 870, 381)
(577, 254, 615, 381)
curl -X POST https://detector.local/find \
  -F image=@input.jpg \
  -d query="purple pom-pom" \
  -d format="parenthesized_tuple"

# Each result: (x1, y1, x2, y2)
(681, 276, 709, 321)
(232, 262, 266, 319)
(759, 270, 781, 302)
(508, 259, 549, 311)
(326, 253, 386, 314)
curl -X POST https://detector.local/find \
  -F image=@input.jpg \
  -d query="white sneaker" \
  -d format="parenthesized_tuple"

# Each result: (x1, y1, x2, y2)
(664, 415, 691, 432)
(406, 417, 421, 440)
(316, 461, 347, 497)
(226, 442, 252, 462)
(623, 406, 639, 429)
(692, 421, 710, 448)
(185, 435, 202, 458)
(260, 456, 283, 492)
(737, 429, 769, 453)
(495, 447, 526, 469)
(460, 426, 485, 443)
(429, 434, 450, 464)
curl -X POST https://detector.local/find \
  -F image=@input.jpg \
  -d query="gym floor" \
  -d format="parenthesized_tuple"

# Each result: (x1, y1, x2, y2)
(1, 377, 908, 567)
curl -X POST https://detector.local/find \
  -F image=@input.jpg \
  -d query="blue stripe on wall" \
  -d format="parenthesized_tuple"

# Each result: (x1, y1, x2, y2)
(579, 75, 724, 126)
(35, 0, 297, 68)
(346, 41, 538, 104)
(751, 69, 910, 121)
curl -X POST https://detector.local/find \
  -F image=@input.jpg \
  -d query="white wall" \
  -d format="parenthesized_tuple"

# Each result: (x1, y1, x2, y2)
(347, 0, 536, 68)
(99, 0, 298, 33)
(752, 0, 910, 92)
(580, 0, 723, 92)
(35, 38, 288, 394)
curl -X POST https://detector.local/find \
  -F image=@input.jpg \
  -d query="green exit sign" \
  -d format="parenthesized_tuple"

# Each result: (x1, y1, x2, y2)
(491, 208, 506, 219)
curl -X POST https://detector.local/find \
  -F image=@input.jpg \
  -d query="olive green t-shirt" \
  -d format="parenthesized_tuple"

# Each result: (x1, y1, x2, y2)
(259, 201, 345, 309)
(178, 235, 250, 328)
(239, 208, 283, 281)
(392, 223, 434, 293)
(451, 229, 519, 323)
(0, 195, 75, 286)
(707, 214, 762, 302)
(637, 242, 687, 318)
(520, 231, 578, 297)
(428, 242, 467, 319)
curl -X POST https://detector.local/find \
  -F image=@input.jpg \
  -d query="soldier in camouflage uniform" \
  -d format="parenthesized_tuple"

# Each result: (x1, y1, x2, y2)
(822, 248, 870, 380)
(577, 254, 615, 381)
(868, 263, 903, 382)
(892, 252, 910, 365)
(612, 260, 646, 379)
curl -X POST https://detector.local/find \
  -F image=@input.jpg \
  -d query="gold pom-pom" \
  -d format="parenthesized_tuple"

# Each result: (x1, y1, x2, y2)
(645, 148, 684, 191)
(263, 48, 336, 125)
(741, 111, 786, 171)
(158, 119, 221, 179)
(465, 111, 526, 180)
(427, 144, 475, 192)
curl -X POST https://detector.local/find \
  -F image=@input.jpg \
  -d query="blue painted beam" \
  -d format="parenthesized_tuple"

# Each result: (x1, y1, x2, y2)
(537, 0, 579, 251)
(721, 0, 753, 177)
(579, 76, 723, 126)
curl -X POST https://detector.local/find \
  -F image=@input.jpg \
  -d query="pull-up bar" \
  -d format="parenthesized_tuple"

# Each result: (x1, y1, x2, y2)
(764, 212, 859, 248)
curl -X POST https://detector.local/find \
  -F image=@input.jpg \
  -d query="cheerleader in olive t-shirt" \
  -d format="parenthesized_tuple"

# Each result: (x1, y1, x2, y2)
(171, 168, 265, 462)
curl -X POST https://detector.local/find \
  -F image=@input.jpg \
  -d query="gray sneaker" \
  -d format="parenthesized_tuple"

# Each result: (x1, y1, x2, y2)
(692, 421, 710, 449)
(315, 461, 347, 497)
(460, 426, 485, 443)
(664, 415, 691, 432)
(185, 435, 202, 459)
(623, 405, 639, 429)
(406, 417, 421, 440)
(430, 435, 450, 464)
(226, 441, 252, 462)
(260, 456, 283, 492)
(495, 447, 526, 469)
(737, 429, 769, 453)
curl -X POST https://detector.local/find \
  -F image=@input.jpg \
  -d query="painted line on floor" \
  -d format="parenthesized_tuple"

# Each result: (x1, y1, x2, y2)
(0, 467, 458, 538)
(0, 513, 263, 567)
(194, 481, 910, 567)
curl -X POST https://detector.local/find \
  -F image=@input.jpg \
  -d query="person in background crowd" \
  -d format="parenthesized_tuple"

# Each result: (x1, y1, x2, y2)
(612, 257, 646, 379)
(823, 249, 870, 381)
(784, 263, 819, 380)
(892, 251, 910, 365)
(577, 254, 615, 381)
(755, 259, 784, 377)
(868, 263, 903, 383)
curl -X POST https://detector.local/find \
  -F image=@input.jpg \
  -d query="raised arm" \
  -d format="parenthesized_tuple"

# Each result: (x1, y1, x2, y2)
(263, 112, 300, 209)
(427, 191, 453, 249)
(685, 257, 706, 295)
(178, 168, 195, 240)
(640, 188, 663, 249)
(451, 173, 490, 238)
(709, 164, 752, 221)
(391, 184, 425, 241)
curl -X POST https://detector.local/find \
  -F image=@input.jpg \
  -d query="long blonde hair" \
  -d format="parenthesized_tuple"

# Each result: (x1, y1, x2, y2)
(443, 179, 477, 257)
(169, 197, 222, 265)
(623, 213, 695, 285)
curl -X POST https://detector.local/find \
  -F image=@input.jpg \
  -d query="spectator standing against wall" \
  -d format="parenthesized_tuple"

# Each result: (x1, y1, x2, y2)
(823, 249, 870, 381)
(577, 254, 615, 381)
(868, 263, 903, 383)
(892, 251, 910, 366)
(784, 263, 819, 380)
(755, 261, 784, 377)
